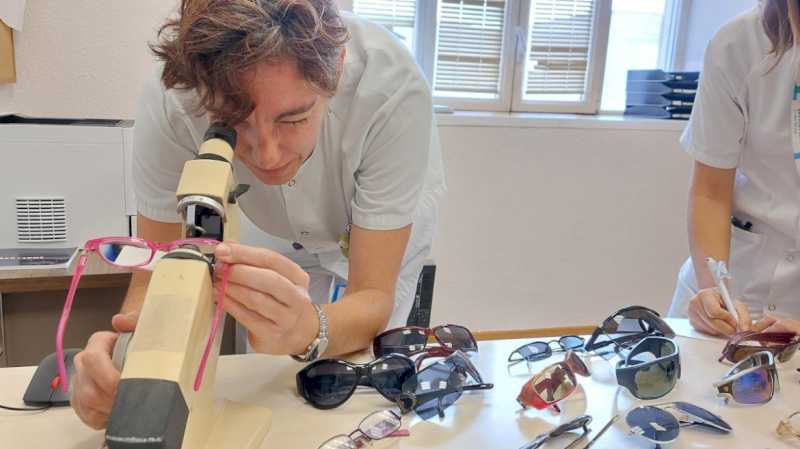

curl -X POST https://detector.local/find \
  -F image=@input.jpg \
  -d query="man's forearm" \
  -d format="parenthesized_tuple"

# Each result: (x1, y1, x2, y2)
(119, 271, 153, 314)
(317, 289, 394, 357)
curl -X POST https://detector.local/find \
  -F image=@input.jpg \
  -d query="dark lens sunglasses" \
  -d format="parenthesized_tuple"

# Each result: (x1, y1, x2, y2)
(585, 305, 674, 353)
(719, 331, 800, 364)
(616, 336, 681, 400)
(296, 354, 416, 409)
(520, 415, 592, 449)
(517, 350, 591, 413)
(714, 350, 779, 405)
(396, 351, 493, 419)
(626, 402, 731, 445)
(372, 324, 478, 358)
(508, 335, 585, 367)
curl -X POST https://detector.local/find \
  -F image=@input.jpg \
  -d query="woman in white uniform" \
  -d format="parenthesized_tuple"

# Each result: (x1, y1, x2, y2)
(70, 0, 445, 429)
(669, 0, 800, 336)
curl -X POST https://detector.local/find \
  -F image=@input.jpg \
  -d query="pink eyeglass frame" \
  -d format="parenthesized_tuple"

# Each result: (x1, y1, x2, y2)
(55, 236, 230, 394)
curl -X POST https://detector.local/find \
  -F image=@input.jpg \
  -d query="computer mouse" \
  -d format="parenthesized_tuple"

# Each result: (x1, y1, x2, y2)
(23, 348, 81, 406)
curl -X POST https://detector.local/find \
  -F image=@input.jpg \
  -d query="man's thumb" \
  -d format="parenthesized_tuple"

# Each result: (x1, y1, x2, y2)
(112, 311, 139, 333)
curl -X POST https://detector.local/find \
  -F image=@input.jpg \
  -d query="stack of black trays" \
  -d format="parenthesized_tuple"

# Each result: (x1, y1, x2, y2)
(624, 70, 699, 120)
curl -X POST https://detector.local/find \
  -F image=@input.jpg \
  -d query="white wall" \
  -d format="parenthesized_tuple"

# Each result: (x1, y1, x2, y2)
(430, 122, 692, 330)
(677, 0, 759, 71)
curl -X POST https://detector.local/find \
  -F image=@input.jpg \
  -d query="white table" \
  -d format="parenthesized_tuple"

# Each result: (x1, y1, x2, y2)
(0, 321, 798, 449)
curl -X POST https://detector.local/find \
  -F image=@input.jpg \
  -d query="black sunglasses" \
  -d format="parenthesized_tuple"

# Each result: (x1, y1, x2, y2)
(296, 354, 416, 409)
(508, 335, 585, 366)
(395, 351, 493, 419)
(616, 336, 681, 400)
(372, 324, 478, 358)
(584, 305, 675, 353)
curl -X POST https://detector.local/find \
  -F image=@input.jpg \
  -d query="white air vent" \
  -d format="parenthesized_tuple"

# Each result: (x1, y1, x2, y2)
(15, 197, 67, 243)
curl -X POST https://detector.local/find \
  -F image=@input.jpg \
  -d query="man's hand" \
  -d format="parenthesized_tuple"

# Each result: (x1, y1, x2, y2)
(71, 311, 138, 429)
(213, 242, 317, 355)
(688, 288, 752, 336)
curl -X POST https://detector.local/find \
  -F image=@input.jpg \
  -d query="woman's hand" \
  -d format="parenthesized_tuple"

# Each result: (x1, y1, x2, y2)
(687, 288, 752, 336)
(213, 242, 319, 355)
(753, 315, 800, 334)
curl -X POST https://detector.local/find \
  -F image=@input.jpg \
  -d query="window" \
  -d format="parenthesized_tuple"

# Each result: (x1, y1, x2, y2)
(353, 0, 682, 114)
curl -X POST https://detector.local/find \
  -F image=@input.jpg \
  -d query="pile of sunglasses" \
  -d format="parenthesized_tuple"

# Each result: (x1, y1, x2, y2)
(584, 305, 675, 353)
(714, 350, 780, 405)
(625, 402, 731, 446)
(298, 324, 491, 419)
(394, 350, 493, 419)
(719, 331, 799, 364)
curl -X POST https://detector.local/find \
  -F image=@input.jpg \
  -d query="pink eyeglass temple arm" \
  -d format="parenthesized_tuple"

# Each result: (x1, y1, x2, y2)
(194, 262, 231, 391)
(55, 253, 90, 393)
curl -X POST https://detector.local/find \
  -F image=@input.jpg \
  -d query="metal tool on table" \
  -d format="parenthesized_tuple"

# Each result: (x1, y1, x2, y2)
(105, 124, 271, 449)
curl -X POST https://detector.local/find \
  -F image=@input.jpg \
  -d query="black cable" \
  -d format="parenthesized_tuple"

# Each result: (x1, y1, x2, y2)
(0, 381, 57, 412)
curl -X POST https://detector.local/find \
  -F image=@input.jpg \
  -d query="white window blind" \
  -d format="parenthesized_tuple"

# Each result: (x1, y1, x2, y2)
(353, 0, 418, 52)
(433, 0, 507, 99)
(524, 0, 595, 102)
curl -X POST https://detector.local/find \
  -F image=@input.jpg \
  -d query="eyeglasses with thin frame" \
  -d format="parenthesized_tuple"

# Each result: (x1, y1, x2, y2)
(519, 415, 593, 449)
(55, 236, 230, 394)
(508, 335, 585, 367)
(317, 409, 409, 449)
(778, 411, 800, 440)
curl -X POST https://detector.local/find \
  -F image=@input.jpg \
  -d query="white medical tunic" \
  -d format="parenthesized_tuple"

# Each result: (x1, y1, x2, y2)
(670, 7, 800, 320)
(132, 12, 446, 330)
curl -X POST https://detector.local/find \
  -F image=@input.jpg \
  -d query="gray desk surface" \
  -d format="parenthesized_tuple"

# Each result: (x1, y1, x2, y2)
(0, 320, 798, 449)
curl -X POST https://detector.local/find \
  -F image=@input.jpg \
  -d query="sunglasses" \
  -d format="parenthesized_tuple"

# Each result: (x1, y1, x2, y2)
(372, 324, 478, 360)
(296, 354, 417, 409)
(626, 402, 732, 445)
(317, 409, 408, 449)
(395, 350, 493, 419)
(520, 415, 593, 449)
(517, 350, 591, 413)
(719, 331, 800, 364)
(508, 336, 585, 367)
(778, 411, 800, 440)
(714, 350, 780, 405)
(584, 306, 675, 353)
(56, 236, 229, 394)
(616, 336, 681, 400)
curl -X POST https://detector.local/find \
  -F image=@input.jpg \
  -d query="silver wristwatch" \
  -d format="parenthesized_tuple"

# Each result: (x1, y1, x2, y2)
(291, 303, 329, 362)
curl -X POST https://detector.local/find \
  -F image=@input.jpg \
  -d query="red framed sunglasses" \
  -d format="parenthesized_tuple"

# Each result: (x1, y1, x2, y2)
(55, 237, 230, 394)
(719, 331, 800, 364)
(517, 350, 591, 413)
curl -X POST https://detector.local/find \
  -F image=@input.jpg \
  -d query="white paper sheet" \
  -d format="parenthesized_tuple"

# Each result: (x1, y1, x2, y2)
(0, 0, 27, 31)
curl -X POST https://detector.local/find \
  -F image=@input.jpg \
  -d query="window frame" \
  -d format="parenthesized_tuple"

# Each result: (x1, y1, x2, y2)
(362, 0, 689, 114)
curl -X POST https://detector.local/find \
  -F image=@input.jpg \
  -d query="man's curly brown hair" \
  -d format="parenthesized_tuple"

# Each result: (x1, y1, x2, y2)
(151, 0, 349, 125)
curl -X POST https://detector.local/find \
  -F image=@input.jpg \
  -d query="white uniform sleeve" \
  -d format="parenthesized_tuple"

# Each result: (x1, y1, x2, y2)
(132, 73, 197, 223)
(350, 54, 433, 231)
(680, 32, 747, 169)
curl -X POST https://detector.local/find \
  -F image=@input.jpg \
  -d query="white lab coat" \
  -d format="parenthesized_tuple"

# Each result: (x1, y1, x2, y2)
(669, 7, 800, 321)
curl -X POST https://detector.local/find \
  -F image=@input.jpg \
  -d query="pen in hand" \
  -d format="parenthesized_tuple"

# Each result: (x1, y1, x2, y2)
(705, 257, 741, 330)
